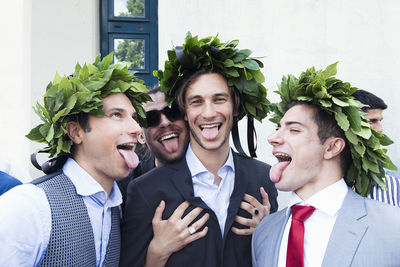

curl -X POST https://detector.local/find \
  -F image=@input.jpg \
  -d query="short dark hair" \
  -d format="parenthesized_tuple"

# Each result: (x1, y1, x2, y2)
(176, 68, 241, 115)
(286, 101, 352, 174)
(352, 89, 387, 112)
(69, 112, 91, 156)
(148, 84, 162, 95)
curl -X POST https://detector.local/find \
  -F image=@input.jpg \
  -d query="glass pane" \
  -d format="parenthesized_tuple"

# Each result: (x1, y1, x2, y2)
(114, 39, 145, 69)
(114, 0, 145, 18)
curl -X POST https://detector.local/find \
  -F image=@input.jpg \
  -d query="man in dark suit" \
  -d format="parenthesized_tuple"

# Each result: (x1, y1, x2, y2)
(117, 85, 190, 207)
(120, 34, 278, 267)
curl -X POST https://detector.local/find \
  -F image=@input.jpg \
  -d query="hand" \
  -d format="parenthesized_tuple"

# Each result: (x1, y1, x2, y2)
(145, 200, 209, 267)
(231, 187, 270, 235)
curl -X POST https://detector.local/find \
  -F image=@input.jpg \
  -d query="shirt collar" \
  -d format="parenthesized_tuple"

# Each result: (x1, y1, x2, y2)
(62, 158, 122, 207)
(286, 178, 348, 217)
(185, 143, 235, 178)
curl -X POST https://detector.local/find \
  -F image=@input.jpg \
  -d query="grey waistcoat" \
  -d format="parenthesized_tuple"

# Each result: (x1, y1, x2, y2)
(33, 171, 120, 267)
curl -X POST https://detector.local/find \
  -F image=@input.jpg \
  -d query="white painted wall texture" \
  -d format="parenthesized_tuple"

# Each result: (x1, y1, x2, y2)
(0, 0, 399, 205)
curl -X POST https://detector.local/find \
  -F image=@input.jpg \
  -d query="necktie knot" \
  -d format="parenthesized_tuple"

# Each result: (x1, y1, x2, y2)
(291, 205, 315, 222)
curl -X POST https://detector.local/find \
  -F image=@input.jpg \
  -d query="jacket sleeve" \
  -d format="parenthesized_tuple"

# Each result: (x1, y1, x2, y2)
(120, 180, 154, 267)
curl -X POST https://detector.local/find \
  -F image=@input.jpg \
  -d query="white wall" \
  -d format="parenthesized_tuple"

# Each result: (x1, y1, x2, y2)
(1, 1, 399, 204)
(158, 0, 400, 207)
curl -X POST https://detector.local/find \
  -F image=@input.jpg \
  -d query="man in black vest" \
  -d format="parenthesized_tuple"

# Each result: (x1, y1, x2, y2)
(121, 33, 278, 267)
(0, 53, 150, 266)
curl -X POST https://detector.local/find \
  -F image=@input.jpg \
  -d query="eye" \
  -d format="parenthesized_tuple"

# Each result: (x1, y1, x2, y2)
(215, 97, 227, 103)
(111, 112, 122, 118)
(289, 128, 300, 133)
(189, 99, 202, 105)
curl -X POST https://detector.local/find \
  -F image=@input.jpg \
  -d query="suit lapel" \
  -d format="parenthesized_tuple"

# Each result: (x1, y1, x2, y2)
(322, 189, 368, 266)
(223, 152, 250, 240)
(166, 158, 208, 208)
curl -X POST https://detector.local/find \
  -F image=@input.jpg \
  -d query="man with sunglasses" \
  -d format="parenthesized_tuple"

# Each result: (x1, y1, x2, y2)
(118, 85, 190, 206)
(120, 34, 278, 267)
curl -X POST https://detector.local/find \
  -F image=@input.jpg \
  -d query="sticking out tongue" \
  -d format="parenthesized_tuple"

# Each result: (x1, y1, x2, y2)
(270, 161, 291, 183)
(161, 137, 179, 153)
(118, 149, 139, 169)
(201, 126, 219, 140)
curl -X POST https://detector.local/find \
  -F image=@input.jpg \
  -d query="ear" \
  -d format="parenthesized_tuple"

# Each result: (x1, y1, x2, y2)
(138, 132, 146, 145)
(323, 137, 346, 160)
(66, 121, 84, 145)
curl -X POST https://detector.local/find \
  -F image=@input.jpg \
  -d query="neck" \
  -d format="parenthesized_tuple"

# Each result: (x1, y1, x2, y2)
(190, 142, 230, 176)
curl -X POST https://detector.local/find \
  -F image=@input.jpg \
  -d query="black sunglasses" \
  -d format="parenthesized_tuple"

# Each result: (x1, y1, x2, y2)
(145, 104, 184, 128)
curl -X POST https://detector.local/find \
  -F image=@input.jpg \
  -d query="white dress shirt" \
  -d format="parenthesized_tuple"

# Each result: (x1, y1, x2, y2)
(0, 158, 122, 267)
(186, 144, 235, 236)
(277, 179, 348, 267)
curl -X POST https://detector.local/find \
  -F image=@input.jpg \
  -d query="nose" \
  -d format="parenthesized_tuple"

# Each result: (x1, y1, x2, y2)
(267, 130, 283, 146)
(202, 101, 216, 119)
(127, 117, 142, 141)
(375, 122, 383, 133)
(158, 113, 172, 128)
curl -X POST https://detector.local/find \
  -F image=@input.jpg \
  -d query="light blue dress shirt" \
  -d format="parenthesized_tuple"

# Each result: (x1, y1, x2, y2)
(186, 144, 235, 236)
(0, 158, 122, 267)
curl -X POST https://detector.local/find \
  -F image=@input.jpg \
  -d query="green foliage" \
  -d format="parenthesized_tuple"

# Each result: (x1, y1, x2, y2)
(154, 32, 270, 122)
(115, 39, 145, 69)
(26, 52, 151, 157)
(270, 62, 396, 196)
(118, 0, 144, 17)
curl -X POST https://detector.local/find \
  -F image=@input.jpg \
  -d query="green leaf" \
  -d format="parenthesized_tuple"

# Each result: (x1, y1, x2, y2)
(332, 96, 349, 107)
(344, 106, 361, 132)
(225, 68, 240, 77)
(79, 64, 89, 81)
(26, 124, 45, 142)
(243, 59, 259, 70)
(100, 52, 114, 70)
(250, 70, 265, 83)
(353, 126, 372, 139)
(322, 62, 338, 78)
(334, 106, 350, 131)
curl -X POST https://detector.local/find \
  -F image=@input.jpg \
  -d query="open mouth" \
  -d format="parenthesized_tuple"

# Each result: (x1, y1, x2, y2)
(270, 152, 292, 183)
(117, 142, 139, 169)
(274, 152, 292, 163)
(158, 133, 180, 153)
(200, 123, 221, 140)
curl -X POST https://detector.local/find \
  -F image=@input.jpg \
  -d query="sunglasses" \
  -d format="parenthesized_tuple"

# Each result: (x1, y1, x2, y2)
(145, 104, 184, 128)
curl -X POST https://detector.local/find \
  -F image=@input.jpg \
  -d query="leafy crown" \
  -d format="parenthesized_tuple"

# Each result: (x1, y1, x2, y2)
(270, 62, 396, 196)
(26, 52, 151, 157)
(154, 32, 270, 121)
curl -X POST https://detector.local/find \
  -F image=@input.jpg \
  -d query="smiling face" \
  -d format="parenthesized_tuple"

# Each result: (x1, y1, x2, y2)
(72, 93, 141, 185)
(268, 104, 330, 198)
(184, 73, 236, 154)
(143, 91, 189, 165)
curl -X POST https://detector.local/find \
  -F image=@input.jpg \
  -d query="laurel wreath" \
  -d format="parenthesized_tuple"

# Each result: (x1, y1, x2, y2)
(26, 52, 151, 157)
(270, 62, 396, 196)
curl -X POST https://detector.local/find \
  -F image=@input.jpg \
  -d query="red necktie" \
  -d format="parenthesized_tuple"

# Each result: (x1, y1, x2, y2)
(286, 205, 316, 267)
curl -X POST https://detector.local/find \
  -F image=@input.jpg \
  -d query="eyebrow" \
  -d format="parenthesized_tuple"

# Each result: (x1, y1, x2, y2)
(278, 121, 305, 128)
(186, 92, 230, 102)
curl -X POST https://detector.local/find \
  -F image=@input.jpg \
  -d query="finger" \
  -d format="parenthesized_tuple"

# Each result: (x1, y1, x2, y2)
(231, 226, 254, 236)
(189, 213, 210, 232)
(169, 201, 190, 221)
(260, 187, 271, 215)
(152, 200, 165, 225)
(243, 193, 264, 211)
(235, 215, 258, 228)
(239, 200, 254, 215)
(181, 207, 204, 225)
(186, 226, 208, 244)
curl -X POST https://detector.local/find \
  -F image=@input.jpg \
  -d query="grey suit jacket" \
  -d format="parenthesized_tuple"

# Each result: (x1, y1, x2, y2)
(252, 188, 400, 267)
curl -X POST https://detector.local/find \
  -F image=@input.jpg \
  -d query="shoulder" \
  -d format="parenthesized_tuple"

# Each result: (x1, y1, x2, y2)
(233, 152, 271, 171)
(0, 171, 21, 194)
(254, 208, 287, 241)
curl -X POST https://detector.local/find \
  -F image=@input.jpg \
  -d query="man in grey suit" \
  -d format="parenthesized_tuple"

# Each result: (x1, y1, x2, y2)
(252, 63, 400, 267)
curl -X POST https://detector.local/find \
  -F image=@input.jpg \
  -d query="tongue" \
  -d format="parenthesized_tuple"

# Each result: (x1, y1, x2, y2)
(202, 126, 219, 140)
(270, 161, 291, 183)
(118, 149, 139, 169)
(161, 137, 179, 153)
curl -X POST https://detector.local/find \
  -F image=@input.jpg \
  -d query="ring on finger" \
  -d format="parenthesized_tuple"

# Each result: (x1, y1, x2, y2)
(188, 225, 196, 235)
(252, 208, 259, 216)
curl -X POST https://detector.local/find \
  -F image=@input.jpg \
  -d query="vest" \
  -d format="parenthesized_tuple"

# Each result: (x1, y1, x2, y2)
(33, 171, 120, 266)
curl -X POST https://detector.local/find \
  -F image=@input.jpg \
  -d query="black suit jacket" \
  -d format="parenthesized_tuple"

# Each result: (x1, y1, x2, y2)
(120, 152, 278, 267)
